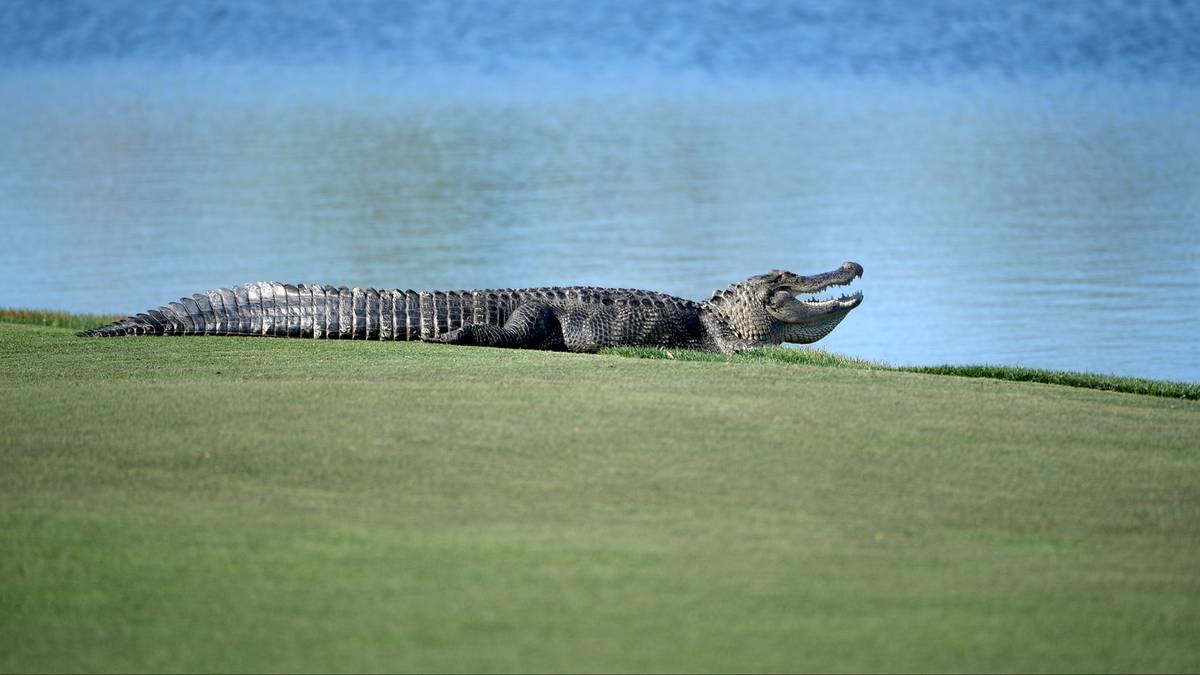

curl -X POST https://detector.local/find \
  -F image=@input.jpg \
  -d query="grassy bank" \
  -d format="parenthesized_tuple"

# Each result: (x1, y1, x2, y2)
(2, 315, 1198, 673)
(601, 345, 1200, 400)
(0, 307, 122, 331)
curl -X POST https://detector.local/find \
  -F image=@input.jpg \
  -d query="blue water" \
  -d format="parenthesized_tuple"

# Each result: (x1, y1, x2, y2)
(1, 0, 1198, 382)
(4, 0, 1200, 82)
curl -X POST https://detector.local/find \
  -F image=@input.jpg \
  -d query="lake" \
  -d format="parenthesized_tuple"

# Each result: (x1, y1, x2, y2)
(1, 0, 1197, 382)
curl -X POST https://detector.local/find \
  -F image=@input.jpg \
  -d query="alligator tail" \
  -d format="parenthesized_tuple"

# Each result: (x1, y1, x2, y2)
(76, 283, 509, 340)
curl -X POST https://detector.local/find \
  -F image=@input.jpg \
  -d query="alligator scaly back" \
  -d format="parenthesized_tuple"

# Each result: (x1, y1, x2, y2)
(76, 282, 693, 343)
(78, 283, 517, 340)
(76, 264, 864, 354)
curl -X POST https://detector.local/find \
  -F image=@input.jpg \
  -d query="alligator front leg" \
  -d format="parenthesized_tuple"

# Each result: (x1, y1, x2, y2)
(424, 302, 563, 350)
(713, 336, 759, 354)
(701, 314, 759, 354)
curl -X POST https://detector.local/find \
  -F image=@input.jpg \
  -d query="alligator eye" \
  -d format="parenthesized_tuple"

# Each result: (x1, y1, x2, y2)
(769, 290, 793, 305)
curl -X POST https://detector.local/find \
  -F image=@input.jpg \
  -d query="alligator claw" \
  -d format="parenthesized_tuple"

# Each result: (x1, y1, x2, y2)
(422, 328, 470, 344)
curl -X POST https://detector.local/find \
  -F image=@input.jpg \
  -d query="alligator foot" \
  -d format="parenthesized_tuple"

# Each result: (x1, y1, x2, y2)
(421, 303, 559, 349)
(420, 324, 538, 348)
(729, 339, 759, 353)
(421, 327, 475, 345)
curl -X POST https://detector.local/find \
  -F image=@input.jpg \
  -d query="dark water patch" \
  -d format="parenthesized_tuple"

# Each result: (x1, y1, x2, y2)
(2, 0, 1200, 83)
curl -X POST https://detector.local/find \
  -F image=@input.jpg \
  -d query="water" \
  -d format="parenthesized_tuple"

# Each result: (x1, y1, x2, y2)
(1, 1, 1198, 382)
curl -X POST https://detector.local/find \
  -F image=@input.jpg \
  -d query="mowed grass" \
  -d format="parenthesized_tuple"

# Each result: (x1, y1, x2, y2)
(602, 346, 1200, 400)
(1, 318, 1198, 673)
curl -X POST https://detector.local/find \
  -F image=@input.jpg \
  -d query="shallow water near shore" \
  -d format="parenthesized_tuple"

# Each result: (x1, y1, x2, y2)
(1, 1, 1197, 382)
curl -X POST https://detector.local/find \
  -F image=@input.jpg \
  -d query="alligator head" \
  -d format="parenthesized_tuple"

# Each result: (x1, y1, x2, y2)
(707, 261, 864, 346)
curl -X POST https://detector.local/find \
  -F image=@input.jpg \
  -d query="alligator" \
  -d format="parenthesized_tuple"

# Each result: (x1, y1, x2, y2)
(77, 262, 864, 354)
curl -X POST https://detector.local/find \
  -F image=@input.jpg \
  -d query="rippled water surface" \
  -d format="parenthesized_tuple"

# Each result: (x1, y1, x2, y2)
(1, 1, 1197, 381)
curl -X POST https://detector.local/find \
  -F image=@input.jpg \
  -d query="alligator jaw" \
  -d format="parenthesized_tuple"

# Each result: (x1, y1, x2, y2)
(768, 261, 864, 324)
(793, 290, 863, 315)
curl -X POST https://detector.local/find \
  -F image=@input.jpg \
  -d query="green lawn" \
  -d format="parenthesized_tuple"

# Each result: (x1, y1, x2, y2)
(1, 319, 1198, 673)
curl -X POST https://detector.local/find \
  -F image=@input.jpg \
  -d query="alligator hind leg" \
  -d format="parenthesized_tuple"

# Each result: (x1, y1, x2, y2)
(424, 302, 562, 349)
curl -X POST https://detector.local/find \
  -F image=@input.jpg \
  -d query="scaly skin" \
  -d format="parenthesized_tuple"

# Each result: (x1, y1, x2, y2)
(77, 262, 864, 354)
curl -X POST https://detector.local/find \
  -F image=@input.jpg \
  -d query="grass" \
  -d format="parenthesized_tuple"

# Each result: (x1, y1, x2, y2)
(2, 313, 1199, 673)
(602, 345, 1200, 400)
(0, 308, 122, 331)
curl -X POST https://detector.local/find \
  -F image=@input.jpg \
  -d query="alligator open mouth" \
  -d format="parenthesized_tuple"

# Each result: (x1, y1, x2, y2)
(794, 287, 863, 312)
(783, 261, 863, 318)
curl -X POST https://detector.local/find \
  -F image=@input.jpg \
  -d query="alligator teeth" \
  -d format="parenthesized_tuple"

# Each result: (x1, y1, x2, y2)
(797, 289, 863, 305)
